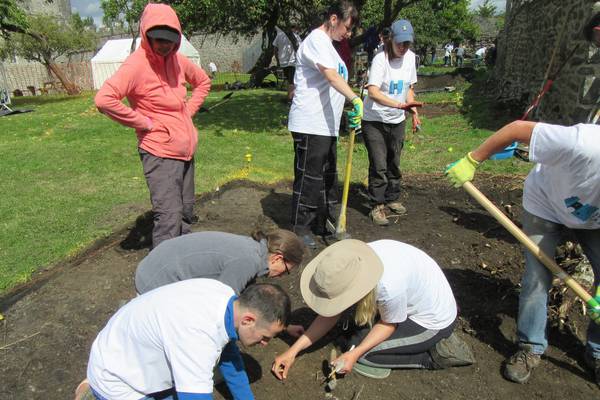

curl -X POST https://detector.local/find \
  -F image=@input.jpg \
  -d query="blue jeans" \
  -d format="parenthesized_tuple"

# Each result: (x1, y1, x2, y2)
(517, 210, 600, 357)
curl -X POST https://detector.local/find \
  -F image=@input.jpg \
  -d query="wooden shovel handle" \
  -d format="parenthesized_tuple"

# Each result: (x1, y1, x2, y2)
(462, 181, 593, 303)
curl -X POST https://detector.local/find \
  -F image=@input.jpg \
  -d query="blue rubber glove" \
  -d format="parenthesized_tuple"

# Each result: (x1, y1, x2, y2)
(588, 286, 600, 325)
(347, 96, 363, 130)
(445, 152, 480, 188)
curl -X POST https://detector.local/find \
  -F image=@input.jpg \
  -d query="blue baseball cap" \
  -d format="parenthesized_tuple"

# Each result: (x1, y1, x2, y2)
(391, 19, 414, 43)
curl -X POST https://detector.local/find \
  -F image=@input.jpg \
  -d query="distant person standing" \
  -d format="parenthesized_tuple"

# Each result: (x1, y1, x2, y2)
(443, 42, 454, 66)
(455, 44, 465, 67)
(474, 46, 486, 67)
(95, 4, 211, 249)
(273, 25, 302, 101)
(288, 1, 361, 249)
(208, 61, 218, 80)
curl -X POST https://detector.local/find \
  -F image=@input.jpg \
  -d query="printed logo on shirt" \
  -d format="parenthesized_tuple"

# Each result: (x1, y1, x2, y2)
(388, 80, 405, 95)
(564, 196, 600, 222)
(338, 63, 348, 80)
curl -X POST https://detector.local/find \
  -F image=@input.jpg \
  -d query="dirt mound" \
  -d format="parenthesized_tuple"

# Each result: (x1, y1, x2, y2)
(0, 176, 597, 399)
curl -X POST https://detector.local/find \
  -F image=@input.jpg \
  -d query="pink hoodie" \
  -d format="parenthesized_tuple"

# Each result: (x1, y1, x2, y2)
(95, 4, 211, 161)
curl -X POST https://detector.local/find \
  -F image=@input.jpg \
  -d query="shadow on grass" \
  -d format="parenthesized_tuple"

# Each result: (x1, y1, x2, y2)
(195, 90, 293, 135)
(120, 211, 153, 250)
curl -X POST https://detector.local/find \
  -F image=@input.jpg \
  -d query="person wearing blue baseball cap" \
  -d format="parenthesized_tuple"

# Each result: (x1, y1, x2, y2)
(361, 19, 421, 226)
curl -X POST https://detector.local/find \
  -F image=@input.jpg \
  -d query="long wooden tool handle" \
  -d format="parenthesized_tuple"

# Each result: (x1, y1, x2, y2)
(336, 129, 356, 234)
(462, 181, 593, 303)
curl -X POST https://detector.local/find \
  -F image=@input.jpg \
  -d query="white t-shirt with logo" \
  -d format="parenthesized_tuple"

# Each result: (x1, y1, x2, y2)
(363, 50, 417, 124)
(367, 240, 457, 330)
(87, 279, 235, 400)
(273, 29, 301, 67)
(288, 29, 348, 137)
(524, 123, 600, 229)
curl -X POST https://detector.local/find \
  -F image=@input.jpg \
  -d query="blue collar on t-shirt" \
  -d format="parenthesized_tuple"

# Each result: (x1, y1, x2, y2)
(224, 295, 238, 341)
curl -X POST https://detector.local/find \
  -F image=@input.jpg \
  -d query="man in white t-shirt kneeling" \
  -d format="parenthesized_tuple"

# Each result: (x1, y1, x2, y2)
(446, 120, 600, 387)
(86, 281, 290, 399)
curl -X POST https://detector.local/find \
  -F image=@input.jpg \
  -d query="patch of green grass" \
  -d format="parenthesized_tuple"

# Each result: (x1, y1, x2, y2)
(0, 87, 530, 292)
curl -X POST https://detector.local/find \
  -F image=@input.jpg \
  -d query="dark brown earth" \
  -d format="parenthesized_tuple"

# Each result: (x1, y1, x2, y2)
(1, 176, 598, 399)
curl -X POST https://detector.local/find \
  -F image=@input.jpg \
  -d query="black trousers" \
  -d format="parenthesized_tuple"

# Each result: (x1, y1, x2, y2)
(139, 149, 195, 248)
(290, 132, 338, 235)
(362, 120, 406, 207)
(348, 317, 456, 369)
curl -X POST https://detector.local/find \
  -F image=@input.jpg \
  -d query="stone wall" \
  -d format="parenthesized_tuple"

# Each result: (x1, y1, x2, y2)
(189, 33, 264, 73)
(495, 0, 599, 124)
(4, 62, 93, 94)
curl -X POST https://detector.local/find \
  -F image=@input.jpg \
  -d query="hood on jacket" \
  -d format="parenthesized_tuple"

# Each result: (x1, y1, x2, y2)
(140, 4, 183, 55)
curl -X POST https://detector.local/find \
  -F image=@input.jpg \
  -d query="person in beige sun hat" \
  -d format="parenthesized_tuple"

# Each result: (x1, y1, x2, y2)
(272, 239, 474, 380)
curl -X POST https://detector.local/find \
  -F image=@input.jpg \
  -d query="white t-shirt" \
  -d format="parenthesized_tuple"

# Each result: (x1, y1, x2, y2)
(475, 47, 486, 57)
(368, 240, 457, 330)
(444, 44, 454, 57)
(87, 279, 235, 400)
(288, 29, 348, 137)
(523, 123, 600, 229)
(209, 62, 217, 73)
(363, 50, 417, 124)
(273, 29, 301, 67)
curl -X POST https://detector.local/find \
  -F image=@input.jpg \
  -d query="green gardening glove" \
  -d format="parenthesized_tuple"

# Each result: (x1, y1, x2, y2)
(445, 152, 480, 188)
(588, 286, 600, 325)
(347, 96, 363, 130)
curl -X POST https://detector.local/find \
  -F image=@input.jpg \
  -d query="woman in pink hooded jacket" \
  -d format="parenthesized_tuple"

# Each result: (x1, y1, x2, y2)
(95, 4, 211, 248)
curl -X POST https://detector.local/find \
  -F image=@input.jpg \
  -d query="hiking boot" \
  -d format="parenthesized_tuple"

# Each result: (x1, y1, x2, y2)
(370, 204, 389, 226)
(584, 352, 600, 388)
(353, 363, 391, 379)
(386, 200, 407, 215)
(429, 332, 475, 369)
(503, 346, 541, 384)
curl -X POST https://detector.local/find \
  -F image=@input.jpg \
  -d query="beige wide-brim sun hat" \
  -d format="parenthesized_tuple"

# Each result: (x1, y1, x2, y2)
(300, 239, 384, 317)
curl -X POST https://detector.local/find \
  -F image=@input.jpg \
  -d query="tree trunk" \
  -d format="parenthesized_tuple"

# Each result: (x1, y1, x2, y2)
(248, 6, 280, 88)
(47, 61, 80, 95)
(248, 44, 276, 88)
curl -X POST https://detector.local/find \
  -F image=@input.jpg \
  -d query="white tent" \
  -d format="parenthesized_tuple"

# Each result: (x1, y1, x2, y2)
(91, 36, 202, 89)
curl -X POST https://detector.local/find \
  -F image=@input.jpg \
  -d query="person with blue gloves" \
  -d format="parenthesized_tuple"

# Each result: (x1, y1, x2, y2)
(361, 19, 420, 226)
(446, 120, 600, 387)
(287, 1, 362, 249)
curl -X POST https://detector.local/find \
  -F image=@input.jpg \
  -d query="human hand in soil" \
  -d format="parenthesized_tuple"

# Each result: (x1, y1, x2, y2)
(331, 349, 361, 375)
(285, 324, 305, 338)
(445, 152, 480, 188)
(272, 350, 296, 380)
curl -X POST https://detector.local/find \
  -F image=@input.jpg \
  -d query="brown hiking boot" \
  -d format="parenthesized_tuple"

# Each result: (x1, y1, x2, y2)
(386, 200, 407, 215)
(503, 346, 541, 384)
(370, 204, 389, 226)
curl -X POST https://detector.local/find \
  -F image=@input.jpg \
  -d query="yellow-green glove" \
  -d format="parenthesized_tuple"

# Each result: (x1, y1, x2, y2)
(588, 286, 600, 325)
(347, 96, 363, 129)
(445, 152, 480, 188)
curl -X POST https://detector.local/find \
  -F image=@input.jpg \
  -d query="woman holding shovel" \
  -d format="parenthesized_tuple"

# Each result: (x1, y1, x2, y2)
(272, 239, 473, 380)
(361, 19, 421, 226)
(288, 1, 362, 249)
(445, 120, 600, 386)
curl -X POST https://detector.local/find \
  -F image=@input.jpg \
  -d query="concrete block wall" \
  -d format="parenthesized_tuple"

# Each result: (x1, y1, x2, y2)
(495, 0, 599, 124)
